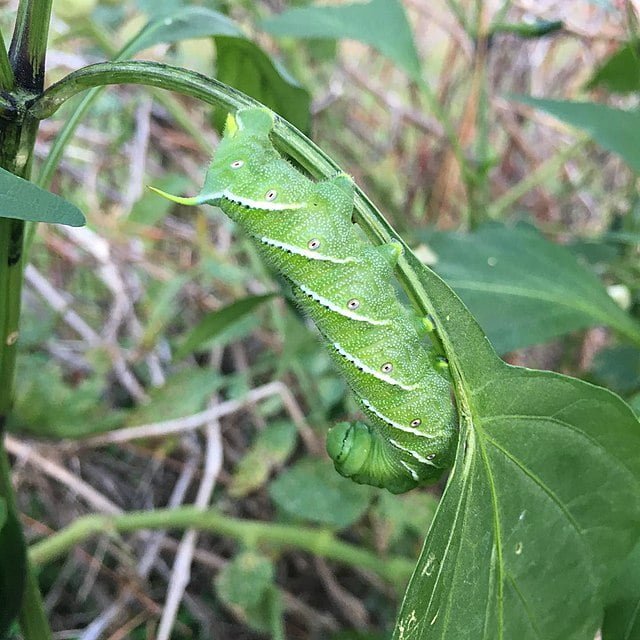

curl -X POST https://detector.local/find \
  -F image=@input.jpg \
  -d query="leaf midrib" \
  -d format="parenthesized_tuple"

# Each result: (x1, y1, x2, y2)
(476, 424, 505, 640)
(424, 434, 476, 636)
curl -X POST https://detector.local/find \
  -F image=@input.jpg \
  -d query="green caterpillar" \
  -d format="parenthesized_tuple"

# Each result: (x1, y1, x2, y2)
(153, 108, 458, 493)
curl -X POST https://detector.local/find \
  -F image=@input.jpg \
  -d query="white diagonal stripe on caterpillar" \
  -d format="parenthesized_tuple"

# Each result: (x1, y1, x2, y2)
(400, 460, 420, 481)
(359, 398, 437, 437)
(297, 283, 391, 326)
(222, 189, 307, 211)
(332, 342, 419, 391)
(388, 438, 437, 467)
(258, 236, 358, 264)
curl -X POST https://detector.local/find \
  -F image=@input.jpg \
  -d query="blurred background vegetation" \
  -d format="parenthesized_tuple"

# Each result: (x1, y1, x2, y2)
(4, 0, 640, 637)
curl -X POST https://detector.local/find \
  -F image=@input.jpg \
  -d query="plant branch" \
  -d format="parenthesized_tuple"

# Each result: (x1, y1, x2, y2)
(29, 507, 414, 584)
(37, 20, 212, 191)
(9, 0, 53, 92)
(0, 4, 55, 637)
(27, 60, 449, 341)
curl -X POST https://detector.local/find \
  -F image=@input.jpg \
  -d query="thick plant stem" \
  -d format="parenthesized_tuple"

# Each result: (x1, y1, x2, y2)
(0, 184, 52, 640)
(29, 507, 415, 584)
(9, 0, 53, 93)
(0, 218, 24, 416)
(0, 3, 55, 637)
(0, 444, 50, 639)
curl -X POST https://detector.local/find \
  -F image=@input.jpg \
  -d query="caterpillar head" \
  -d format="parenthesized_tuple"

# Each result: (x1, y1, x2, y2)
(199, 109, 277, 199)
(150, 108, 313, 210)
(327, 422, 428, 494)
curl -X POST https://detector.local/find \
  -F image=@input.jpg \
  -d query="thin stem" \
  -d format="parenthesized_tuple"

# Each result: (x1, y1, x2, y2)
(269, 588, 285, 640)
(37, 19, 212, 191)
(0, 30, 14, 90)
(0, 442, 51, 639)
(29, 507, 414, 584)
(29, 61, 255, 120)
(488, 138, 586, 219)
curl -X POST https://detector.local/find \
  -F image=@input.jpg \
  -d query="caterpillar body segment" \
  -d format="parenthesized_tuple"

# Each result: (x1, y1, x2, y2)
(154, 108, 457, 493)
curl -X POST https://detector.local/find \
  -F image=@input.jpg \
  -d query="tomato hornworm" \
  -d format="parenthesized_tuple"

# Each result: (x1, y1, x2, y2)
(152, 108, 458, 493)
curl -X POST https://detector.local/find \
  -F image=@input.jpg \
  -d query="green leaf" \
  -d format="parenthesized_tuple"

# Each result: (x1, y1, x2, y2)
(0, 507, 26, 638)
(331, 632, 388, 640)
(389, 245, 640, 639)
(421, 223, 640, 354)
(515, 95, 640, 171)
(602, 541, 640, 639)
(213, 35, 311, 134)
(124, 6, 243, 56)
(373, 492, 438, 548)
(591, 345, 640, 395)
(139, 273, 191, 349)
(9, 353, 121, 438)
(214, 551, 278, 633)
(125, 368, 223, 426)
(587, 41, 640, 93)
(261, 0, 421, 81)
(120, 6, 311, 133)
(229, 420, 298, 497)
(269, 457, 374, 529)
(628, 393, 640, 417)
(175, 293, 275, 360)
(0, 167, 85, 226)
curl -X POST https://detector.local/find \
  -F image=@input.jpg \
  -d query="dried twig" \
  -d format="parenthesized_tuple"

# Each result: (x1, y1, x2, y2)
(156, 419, 223, 640)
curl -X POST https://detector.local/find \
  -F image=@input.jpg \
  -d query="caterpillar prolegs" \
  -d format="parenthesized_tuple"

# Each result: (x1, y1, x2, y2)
(153, 108, 458, 494)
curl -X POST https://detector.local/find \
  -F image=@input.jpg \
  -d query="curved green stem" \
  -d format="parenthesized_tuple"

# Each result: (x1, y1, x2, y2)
(30, 507, 414, 584)
(37, 19, 212, 191)
(27, 60, 449, 346)
(29, 61, 255, 120)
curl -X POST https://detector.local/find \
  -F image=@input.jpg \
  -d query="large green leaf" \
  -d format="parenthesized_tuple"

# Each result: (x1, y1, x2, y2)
(126, 6, 242, 55)
(0, 504, 26, 638)
(261, 0, 421, 81)
(515, 96, 640, 171)
(587, 41, 640, 93)
(128, 7, 311, 132)
(420, 223, 640, 354)
(130, 8, 311, 132)
(0, 168, 85, 226)
(602, 540, 640, 639)
(213, 35, 311, 133)
(388, 246, 640, 639)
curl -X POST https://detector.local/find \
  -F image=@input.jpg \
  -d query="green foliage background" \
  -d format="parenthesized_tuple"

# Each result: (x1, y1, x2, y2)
(1, 1, 639, 639)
